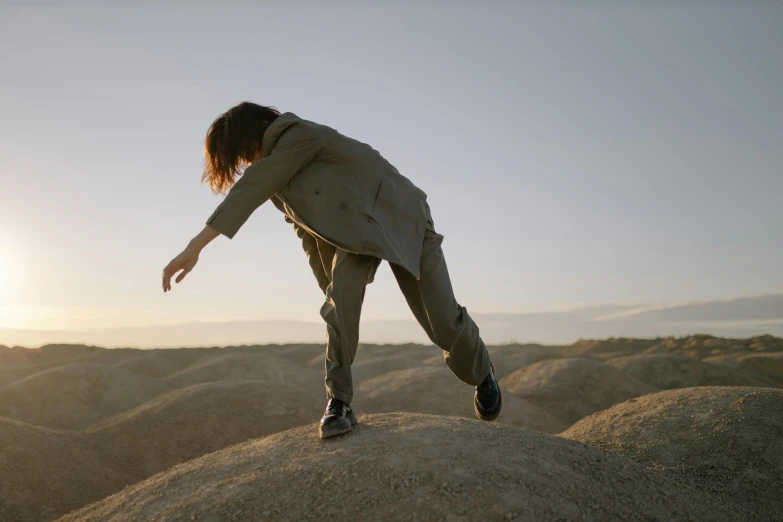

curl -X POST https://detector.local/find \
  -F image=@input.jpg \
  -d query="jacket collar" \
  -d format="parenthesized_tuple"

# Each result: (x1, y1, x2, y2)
(260, 112, 301, 158)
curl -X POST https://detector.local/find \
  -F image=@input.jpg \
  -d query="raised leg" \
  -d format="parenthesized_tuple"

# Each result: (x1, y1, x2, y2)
(390, 222, 491, 386)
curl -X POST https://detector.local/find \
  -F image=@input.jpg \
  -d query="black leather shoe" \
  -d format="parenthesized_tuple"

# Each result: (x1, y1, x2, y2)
(319, 398, 358, 439)
(474, 363, 502, 421)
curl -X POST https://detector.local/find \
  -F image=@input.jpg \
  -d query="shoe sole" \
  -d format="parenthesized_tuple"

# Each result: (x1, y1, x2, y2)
(319, 409, 358, 439)
(474, 387, 502, 422)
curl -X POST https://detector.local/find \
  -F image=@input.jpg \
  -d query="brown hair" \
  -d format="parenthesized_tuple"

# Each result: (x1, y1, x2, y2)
(202, 102, 281, 195)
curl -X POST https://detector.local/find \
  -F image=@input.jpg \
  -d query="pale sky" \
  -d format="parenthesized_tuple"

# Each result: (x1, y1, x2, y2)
(1, 4, 781, 342)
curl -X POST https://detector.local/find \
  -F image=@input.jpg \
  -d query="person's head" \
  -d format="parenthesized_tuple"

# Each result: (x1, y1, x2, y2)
(202, 102, 281, 195)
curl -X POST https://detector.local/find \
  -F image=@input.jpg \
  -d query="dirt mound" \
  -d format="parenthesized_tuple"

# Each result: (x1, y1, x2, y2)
(564, 337, 655, 358)
(355, 366, 567, 433)
(350, 354, 421, 384)
(0, 418, 129, 522)
(562, 387, 783, 520)
(712, 352, 783, 387)
(114, 349, 208, 379)
(0, 363, 170, 430)
(421, 351, 519, 379)
(86, 381, 322, 478)
(32, 345, 138, 366)
(488, 342, 560, 357)
(646, 334, 782, 359)
(499, 357, 658, 425)
(355, 343, 430, 358)
(0, 349, 135, 386)
(1, 382, 325, 522)
(0, 344, 40, 364)
(606, 354, 772, 389)
(565, 335, 783, 361)
(499, 350, 564, 368)
(163, 352, 324, 397)
(261, 344, 326, 367)
(59, 413, 741, 522)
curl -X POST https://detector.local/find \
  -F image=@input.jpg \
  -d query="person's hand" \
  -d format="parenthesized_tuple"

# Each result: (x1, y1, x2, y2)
(162, 246, 200, 292)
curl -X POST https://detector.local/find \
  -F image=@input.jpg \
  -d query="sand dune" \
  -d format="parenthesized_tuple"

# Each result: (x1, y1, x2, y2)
(355, 343, 435, 360)
(606, 353, 773, 389)
(262, 343, 326, 367)
(350, 353, 422, 384)
(561, 334, 783, 360)
(0, 339, 779, 521)
(421, 351, 519, 379)
(355, 366, 567, 433)
(499, 357, 658, 425)
(86, 381, 323, 478)
(704, 352, 783, 387)
(0, 363, 171, 430)
(562, 387, 783, 520)
(163, 351, 325, 397)
(23, 344, 137, 366)
(0, 417, 129, 522)
(0, 381, 324, 522)
(0, 348, 135, 386)
(733, 352, 783, 385)
(645, 334, 783, 359)
(114, 348, 209, 379)
(493, 346, 564, 368)
(58, 413, 742, 522)
(0, 359, 90, 386)
(563, 338, 654, 358)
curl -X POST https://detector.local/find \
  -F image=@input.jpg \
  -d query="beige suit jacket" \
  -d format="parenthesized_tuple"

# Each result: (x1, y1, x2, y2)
(205, 112, 430, 279)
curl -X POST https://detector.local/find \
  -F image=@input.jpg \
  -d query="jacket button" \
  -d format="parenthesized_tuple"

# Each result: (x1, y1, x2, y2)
(340, 203, 348, 209)
(314, 188, 321, 195)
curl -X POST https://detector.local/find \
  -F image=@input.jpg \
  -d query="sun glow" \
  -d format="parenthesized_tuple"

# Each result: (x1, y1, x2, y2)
(0, 251, 9, 294)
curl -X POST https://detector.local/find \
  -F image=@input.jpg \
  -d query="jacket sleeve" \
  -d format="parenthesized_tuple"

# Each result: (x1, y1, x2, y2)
(205, 124, 322, 239)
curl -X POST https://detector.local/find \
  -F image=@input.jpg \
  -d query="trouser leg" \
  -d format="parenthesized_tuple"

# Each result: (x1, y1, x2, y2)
(319, 248, 380, 405)
(389, 220, 491, 386)
(292, 222, 331, 294)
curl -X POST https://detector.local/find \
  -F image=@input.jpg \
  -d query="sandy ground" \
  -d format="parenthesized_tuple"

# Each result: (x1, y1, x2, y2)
(0, 336, 779, 521)
(57, 413, 745, 522)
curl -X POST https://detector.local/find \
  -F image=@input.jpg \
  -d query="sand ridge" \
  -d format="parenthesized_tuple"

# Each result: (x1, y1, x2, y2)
(86, 380, 323, 478)
(606, 353, 773, 389)
(704, 352, 783, 387)
(163, 351, 325, 397)
(355, 366, 567, 433)
(499, 356, 658, 425)
(0, 363, 171, 430)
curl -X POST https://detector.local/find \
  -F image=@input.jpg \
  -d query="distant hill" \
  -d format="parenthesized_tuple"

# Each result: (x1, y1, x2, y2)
(2, 294, 781, 347)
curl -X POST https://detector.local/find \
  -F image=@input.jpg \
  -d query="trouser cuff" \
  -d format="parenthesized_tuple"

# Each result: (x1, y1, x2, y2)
(327, 388, 353, 406)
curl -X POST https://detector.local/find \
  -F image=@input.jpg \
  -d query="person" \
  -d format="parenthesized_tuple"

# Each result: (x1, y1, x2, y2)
(161, 102, 502, 439)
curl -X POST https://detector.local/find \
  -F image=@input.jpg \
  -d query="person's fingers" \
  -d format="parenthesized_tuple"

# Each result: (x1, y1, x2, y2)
(175, 268, 191, 283)
(162, 263, 174, 292)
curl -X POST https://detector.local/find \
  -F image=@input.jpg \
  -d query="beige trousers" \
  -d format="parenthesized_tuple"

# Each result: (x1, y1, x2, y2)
(290, 209, 491, 405)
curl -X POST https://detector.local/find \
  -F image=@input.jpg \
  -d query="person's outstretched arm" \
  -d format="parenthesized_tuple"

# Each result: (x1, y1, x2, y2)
(161, 225, 220, 292)
(204, 125, 322, 240)
(161, 122, 322, 293)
